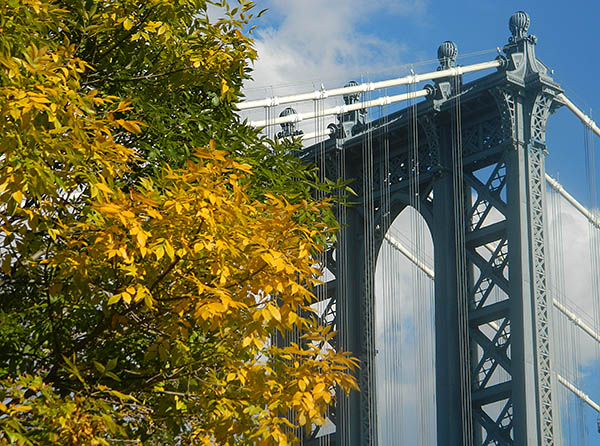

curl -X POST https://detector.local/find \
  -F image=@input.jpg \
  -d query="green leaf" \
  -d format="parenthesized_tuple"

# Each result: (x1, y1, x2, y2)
(106, 358, 117, 371)
(94, 361, 105, 374)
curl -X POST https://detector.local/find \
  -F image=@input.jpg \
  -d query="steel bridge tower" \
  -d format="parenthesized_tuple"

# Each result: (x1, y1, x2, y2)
(302, 11, 564, 446)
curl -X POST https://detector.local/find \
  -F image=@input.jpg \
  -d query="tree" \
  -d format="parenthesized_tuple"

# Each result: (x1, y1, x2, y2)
(0, 1, 357, 444)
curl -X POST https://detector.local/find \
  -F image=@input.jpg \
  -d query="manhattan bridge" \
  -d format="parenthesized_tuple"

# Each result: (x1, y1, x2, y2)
(238, 11, 600, 446)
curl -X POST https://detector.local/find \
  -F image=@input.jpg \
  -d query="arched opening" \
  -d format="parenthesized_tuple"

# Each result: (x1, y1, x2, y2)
(375, 205, 436, 444)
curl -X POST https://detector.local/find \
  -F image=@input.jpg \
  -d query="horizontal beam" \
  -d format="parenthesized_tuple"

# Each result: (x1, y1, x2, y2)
(469, 300, 510, 326)
(238, 59, 503, 111)
(472, 381, 512, 406)
(250, 89, 429, 128)
(556, 93, 600, 139)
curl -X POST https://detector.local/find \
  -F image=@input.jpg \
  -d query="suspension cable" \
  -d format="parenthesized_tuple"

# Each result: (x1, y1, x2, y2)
(557, 374, 600, 414)
(250, 90, 429, 128)
(237, 60, 502, 110)
(557, 94, 600, 138)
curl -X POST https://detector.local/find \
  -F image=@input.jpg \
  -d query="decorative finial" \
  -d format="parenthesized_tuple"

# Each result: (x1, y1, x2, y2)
(278, 107, 302, 138)
(437, 41, 457, 69)
(343, 81, 360, 105)
(509, 11, 530, 39)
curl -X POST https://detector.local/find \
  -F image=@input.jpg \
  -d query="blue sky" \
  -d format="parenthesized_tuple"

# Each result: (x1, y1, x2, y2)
(242, 1, 600, 444)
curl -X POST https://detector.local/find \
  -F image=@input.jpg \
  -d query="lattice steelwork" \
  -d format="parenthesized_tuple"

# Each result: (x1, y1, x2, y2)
(465, 157, 513, 445)
(300, 11, 564, 446)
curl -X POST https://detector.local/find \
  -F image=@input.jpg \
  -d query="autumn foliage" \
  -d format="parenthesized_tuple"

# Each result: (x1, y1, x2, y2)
(0, 1, 357, 444)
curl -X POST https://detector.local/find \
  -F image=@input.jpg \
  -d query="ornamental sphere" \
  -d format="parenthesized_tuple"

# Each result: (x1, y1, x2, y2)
(509, 11, 530, 38)
(437, 41, 457, 68)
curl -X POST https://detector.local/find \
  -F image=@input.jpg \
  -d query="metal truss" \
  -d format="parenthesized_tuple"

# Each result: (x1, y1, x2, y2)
(464, 157, 514, 445)
(528, 91, 557, 446)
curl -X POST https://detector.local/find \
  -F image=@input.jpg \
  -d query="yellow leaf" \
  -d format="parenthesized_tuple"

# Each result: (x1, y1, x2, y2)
(13, 405, 32, 412)
(298, 413, 306, 426)
(115, 101, 133, 112)
(29, 95, 50, 104)
(136, 230, 148, 248)
(267, 304, 281, 322)
(220, 79, 229, 99)
(121, 120, 142, 133)
(123, 18, 134, 30)
(144, 294, 154, 309)
(99, 204, 120, 215)
(261, 307, 272, 322)
(313, 383, 325, 395)
(95, 182, 113, 195)
(155, 245, 164, 260)
(12, 190, 23, 204)
(164, 241, 175, 260)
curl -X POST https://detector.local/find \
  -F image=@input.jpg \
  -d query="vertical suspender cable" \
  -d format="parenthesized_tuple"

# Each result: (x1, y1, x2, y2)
(338, 104, 350, 446)
(313, 87, 321, 446)
(584, 119, 600, 442)
(450, 74, 474, 445)
(361, 75, 377, 446)
(408, 78, 423, 445)
(377, 94, 394, 445)
(547, 177, 571, 443)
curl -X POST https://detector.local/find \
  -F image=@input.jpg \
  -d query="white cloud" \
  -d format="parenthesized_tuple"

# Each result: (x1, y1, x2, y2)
(247, 0, 423, 91)
(240, 0, 428, 136)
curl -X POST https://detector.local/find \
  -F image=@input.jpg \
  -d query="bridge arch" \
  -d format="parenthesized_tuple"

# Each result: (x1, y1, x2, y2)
(375, 205, 436, 444)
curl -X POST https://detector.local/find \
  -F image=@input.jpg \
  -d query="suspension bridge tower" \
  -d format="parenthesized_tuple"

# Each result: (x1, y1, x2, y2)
(304, 11, 565, 446)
